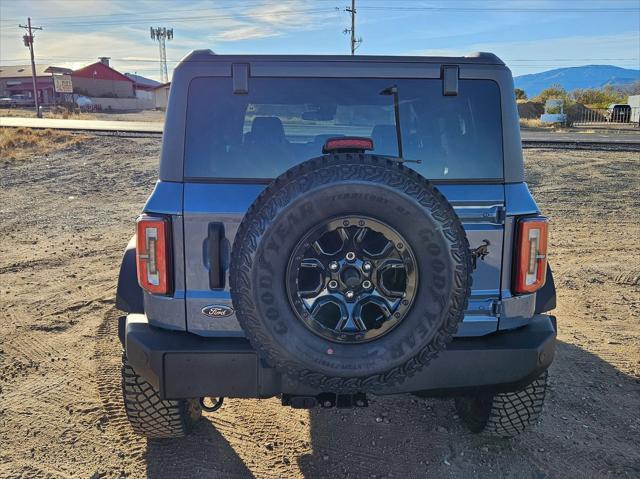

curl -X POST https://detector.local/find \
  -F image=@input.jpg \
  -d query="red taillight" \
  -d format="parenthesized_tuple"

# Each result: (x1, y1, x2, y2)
(136, 215, 171, 295)
(514, 217, 549, 294)
(323, 137, 374, 153)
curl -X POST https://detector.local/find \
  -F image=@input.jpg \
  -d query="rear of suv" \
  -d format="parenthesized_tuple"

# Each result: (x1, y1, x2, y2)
(116, 51, 556, 439)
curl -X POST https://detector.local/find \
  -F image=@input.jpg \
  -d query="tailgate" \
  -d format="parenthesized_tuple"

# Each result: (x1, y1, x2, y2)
(183, 182, 504, 337)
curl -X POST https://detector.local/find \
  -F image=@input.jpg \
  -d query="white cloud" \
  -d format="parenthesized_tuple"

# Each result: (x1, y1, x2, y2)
(214, 25, 280, 42)
(245, 1, 308, 25)
(412, 32, 640, 75)
(1, 1, 635, 81)
(0, 1, 337, 80)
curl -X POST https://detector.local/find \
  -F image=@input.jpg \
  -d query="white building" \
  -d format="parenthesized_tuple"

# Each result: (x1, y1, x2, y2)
(152, 82, 170, 110)
(628, 95, 640, 123)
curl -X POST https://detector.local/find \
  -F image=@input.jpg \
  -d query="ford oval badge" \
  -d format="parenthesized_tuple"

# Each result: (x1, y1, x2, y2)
(202, 305, 235, 318)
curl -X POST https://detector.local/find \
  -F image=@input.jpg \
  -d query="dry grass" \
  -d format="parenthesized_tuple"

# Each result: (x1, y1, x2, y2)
(519, 118, 546, 128)
(0, 127, 90, 162)
(0, 108, 96, 120)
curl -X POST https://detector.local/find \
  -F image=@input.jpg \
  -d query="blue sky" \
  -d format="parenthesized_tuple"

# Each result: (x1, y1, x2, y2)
(1, 0, 638, 81)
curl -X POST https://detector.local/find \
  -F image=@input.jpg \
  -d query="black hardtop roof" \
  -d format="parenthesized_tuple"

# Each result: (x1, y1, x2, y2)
(177, 49, 504, 67)
(160, 48, 525, 184)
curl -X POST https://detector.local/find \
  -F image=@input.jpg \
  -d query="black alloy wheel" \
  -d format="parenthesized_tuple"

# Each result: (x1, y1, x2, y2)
(287, 216, 417, 343)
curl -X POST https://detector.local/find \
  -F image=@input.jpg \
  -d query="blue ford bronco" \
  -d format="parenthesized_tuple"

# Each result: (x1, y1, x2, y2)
(116, 51, 556, 439)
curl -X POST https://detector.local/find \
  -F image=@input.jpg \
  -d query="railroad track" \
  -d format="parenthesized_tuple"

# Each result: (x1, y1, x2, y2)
(85, 130, 640, 151)
(521, 140, 640, 151)
(3, 123, 639, 151)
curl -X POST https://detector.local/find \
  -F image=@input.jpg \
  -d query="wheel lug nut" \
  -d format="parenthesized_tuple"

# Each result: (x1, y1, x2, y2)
(328, 280, 338, 289)
(363, 262, 372, 272)
(345, 290, 355, 300)
(329, 261, 339, 272)
(345, 252, 356, 262)
(362, 280, 372, 289)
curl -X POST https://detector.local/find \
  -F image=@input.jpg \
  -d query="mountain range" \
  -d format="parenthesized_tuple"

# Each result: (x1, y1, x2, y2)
(514, 65, 639, 97)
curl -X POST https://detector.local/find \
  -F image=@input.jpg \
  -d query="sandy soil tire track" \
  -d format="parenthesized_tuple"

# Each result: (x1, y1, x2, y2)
(1, 137, 638, 478)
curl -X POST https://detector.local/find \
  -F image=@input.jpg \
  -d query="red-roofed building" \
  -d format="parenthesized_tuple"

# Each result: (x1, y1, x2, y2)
(71, 57, 134, 98)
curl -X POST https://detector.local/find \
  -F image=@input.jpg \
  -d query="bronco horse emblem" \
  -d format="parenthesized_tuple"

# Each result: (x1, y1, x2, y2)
(470, 239, 491, 269)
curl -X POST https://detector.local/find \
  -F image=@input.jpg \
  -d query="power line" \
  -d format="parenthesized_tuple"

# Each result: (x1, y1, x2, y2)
(358, 5, 640, 13)
(0, 0, 348, 22)
(3, 56, 637, 64)
(0, 1, 309, 23)
(0, 7, 340, 28)
(2, 1, 636, 25)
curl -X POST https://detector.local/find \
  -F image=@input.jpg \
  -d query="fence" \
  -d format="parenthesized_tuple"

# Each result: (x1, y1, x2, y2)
(85, 97, 155, 111)
(571, 106, 640, 126)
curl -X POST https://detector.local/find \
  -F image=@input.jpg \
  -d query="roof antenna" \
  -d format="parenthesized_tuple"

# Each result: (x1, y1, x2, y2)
(380, 85, 404, 160)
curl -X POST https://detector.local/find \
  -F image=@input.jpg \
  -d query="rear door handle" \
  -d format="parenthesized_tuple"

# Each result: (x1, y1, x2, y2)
(208, 223, 225, 289)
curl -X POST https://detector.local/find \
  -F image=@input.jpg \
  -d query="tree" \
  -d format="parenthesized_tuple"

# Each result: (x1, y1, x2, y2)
(571, 86, 624, 108)
(514, 88, 527, 100)
(534, 84, 571, 104)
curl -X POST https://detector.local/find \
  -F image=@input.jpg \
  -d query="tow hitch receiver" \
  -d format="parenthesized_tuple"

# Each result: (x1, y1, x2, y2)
(282, 393, 368, 409)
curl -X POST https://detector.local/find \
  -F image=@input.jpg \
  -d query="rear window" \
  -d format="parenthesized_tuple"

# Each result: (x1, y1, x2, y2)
(185, 77, 503, 180)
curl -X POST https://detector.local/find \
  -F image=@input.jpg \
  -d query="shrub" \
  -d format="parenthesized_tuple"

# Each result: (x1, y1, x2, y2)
(533, 84, 571, 104)
(571, 86, 625, 108)
(514, 88, 527, 100)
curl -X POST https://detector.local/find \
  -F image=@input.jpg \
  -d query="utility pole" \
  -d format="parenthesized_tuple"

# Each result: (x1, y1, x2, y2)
(150, 27, 173, 83)
(344, 0, 362, 55)
(19, 17, 43, 117)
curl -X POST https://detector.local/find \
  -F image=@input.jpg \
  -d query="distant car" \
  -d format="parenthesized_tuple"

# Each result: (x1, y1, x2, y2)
(74, 95, 93, 108)
(606, 104, 631, 123)
(0, 94, 35, 108)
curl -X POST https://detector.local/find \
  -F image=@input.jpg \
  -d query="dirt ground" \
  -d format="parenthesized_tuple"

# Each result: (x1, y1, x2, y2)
(0, 136, 638, 478)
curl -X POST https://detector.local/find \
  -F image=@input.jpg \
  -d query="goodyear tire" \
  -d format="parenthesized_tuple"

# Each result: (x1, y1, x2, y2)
(455, 372, 548, 437)
(230, 153, 472, 392)
(121, 356, 201, 439)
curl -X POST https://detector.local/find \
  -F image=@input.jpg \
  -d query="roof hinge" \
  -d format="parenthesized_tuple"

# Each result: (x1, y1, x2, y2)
(232, 63, 249, 94)
(441, 65, 459, 96)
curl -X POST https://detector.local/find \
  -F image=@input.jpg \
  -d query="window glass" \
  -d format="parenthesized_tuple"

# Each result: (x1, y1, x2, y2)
(185, 77, 503, 179)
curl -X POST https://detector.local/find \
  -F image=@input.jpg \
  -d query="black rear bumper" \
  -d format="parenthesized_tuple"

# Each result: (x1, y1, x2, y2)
(123, 314, 556, 400)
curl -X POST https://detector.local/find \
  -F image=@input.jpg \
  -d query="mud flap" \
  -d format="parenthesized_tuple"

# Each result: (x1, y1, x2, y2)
(535, 266, 556, 314)
(116, 236, 144, 314)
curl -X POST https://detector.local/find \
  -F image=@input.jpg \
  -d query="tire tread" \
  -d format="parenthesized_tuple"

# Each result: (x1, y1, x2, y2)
(230, 153, 473, 392)
(121, 356, 201, 439)
(455, 372, 548, 438)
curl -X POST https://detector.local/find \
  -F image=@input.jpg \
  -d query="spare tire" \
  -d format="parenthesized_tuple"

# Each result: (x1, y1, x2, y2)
(230, 153, 472, 392)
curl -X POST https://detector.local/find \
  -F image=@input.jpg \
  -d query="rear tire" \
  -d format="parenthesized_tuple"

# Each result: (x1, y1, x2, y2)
(455, 371, 548, 438)
(121, 356, 201, 439)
